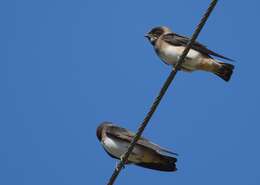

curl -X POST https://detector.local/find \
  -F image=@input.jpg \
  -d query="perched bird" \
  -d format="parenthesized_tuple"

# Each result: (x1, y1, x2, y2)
(96, 122, 178, 172)
(145, 26, 235, 81)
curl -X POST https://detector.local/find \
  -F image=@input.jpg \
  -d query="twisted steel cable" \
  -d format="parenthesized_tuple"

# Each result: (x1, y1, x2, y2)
(106, 1, 218, 185)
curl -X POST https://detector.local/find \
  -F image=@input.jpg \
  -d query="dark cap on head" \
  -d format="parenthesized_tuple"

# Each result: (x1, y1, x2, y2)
(147, 26, 171, 36)
(96, 122, 113, 141)
(145, 26, 172, 45)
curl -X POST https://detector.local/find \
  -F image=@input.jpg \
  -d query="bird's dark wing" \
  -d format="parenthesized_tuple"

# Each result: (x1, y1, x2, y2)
(162, 33, 233, 61)
(106, 125, 178, 156)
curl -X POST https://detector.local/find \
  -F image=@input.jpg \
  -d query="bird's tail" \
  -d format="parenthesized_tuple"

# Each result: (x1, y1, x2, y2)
(214, 62, 234, 82)
(136, 155, 177, 172)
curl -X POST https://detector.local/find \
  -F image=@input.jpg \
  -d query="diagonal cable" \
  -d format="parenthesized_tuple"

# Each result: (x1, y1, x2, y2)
(106, 1, 218, 185)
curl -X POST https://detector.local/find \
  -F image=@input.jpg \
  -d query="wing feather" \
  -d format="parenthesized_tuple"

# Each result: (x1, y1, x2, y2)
(162, 33, 234, 61)
(106, 125, 177, 156)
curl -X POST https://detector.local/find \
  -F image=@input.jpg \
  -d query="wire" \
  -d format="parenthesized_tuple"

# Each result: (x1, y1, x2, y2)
(106, 1, 218, 185)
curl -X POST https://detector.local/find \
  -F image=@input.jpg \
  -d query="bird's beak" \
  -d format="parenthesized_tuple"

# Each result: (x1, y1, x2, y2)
(144, 34, 150, 39)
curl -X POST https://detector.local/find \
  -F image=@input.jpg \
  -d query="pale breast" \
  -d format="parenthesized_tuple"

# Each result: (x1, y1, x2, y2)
(102, 136, 145, 163)
(157, 43, 203, 70)
(103, 137, 128, 158)
(157, 45, 180, 65)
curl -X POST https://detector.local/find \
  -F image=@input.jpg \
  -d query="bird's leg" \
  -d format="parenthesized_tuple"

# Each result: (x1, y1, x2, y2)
(120, 155, 126, 169)
(115, 162, 125, 171)
(115, 162, 119, 171)
(115, 156, 126, 171)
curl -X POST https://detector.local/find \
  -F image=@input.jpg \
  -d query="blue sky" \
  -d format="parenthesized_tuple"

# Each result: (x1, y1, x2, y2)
(1, 0, 260, 185)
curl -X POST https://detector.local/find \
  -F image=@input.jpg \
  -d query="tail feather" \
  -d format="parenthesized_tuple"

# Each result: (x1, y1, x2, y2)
(214, 62, 234, 82)
(135, 155, 177, 172)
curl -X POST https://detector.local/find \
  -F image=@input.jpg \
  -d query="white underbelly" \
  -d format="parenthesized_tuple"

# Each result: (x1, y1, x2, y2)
(159, 45, 202, 70)
(102, 136, 143, 162)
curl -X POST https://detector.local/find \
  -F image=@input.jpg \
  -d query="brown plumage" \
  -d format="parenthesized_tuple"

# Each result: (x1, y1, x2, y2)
(145, 26, 235, 81)
(97, 122, 178, 172)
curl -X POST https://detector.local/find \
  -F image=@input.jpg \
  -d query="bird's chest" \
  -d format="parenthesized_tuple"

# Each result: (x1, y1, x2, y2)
(156, 44, 202, 69)
(156, 45, 182, 65)
(102, 137, 145, 162)
(103, 137, 128, 157)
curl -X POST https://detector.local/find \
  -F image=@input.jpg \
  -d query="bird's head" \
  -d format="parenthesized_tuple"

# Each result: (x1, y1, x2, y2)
(96, 124, 103, 141)
(145, 26, 172, 45)
(96, 122, 113, 141)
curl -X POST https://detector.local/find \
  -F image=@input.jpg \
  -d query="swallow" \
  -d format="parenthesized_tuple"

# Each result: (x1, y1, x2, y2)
(145, 26, 235, 81)
(96, 122, 178, 172)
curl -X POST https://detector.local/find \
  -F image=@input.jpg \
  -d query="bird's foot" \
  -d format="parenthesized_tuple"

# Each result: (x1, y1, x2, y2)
(115, 161, 125, 171)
